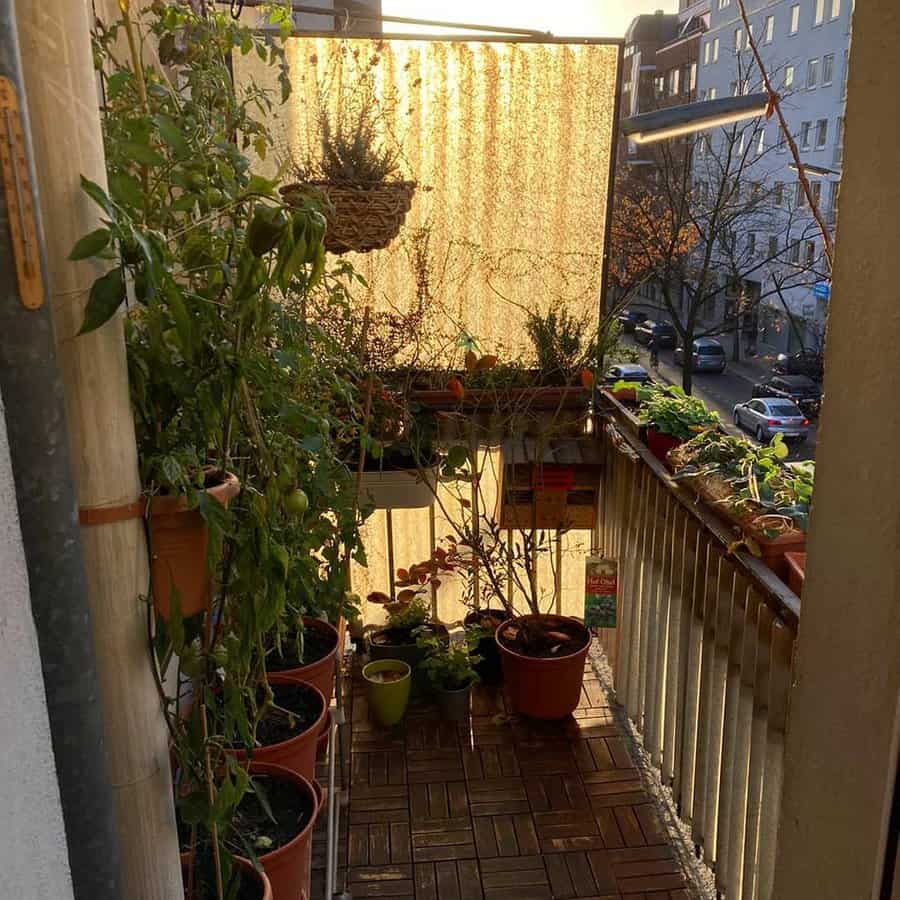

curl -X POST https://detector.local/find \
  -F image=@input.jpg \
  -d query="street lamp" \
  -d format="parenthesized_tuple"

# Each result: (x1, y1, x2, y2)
(621, 93, 770, 144)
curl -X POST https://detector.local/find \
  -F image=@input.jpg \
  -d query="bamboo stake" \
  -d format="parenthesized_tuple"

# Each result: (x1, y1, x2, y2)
(17, 2, 182, 898)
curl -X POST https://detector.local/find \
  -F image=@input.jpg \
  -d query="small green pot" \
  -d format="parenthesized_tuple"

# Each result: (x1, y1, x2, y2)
(363, 659, 412, 727)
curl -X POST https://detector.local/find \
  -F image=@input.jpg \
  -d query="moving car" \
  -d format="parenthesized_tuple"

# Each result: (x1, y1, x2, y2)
(674, 338, 727, 374)
(751, 374, 822, 416)
(772, 349, 824, 381)
(604, 363, 651, 385)
(733, 398, 810, 443)
(617, 309, 648, 334)
(634, 320, 677, 348)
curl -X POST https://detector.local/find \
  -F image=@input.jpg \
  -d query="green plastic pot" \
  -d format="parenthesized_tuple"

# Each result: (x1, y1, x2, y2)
(363, 659, 412, 727)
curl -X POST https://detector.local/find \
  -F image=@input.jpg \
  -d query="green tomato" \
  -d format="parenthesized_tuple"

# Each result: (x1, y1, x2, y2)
(284, 488, 309, 517)
(276, 467, 294, 492)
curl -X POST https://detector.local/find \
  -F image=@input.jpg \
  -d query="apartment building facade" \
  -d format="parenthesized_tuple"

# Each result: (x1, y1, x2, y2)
(694, 0, 851, 354)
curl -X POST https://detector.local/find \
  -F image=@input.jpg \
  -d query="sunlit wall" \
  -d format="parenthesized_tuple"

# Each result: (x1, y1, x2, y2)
(236, 37, 619, 621)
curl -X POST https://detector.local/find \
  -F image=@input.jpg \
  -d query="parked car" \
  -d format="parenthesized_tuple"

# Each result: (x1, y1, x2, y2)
(603, 363, 651, 384)
(634, 320, 677, 348)
(733, 398, 810, 443)
(751, 374, 822, 416)
(674, 338, 727, 374)
(772, 349, 824, 381)
(617, 308, 648, 334)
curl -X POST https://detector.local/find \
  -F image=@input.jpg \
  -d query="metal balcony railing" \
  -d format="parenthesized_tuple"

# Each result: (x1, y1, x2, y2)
(597, 414, 800, 899)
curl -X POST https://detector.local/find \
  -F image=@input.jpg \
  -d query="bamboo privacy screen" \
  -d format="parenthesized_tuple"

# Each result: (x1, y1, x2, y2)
(235, 36, 619, 622)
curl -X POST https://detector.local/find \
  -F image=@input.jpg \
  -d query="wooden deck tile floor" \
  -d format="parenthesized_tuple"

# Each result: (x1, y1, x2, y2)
(312, 655, 691, 900)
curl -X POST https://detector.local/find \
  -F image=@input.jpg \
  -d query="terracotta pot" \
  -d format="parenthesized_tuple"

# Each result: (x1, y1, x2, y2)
(464, 609, 508, 685)
(316, 709, 331, 759)
(784, 551, 806, 596)
(645, 428, 683, 467)
(496, 615, 590, 720)
(610, 386, 637, 403)
(148, 471, 240, 621)
(247, 762, 320, 900)
(268, 617, 339, 706)
(750, 529, 807, 582)
(180, 851, 272, 900)
(229, 676, 326, 783)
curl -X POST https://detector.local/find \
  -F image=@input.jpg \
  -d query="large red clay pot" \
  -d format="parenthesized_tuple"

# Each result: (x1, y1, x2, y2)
(248, 763, 320, 900)
(180, 851, 272, 900)
(268, 617, 339, 705)
(148, 470, 240, 621)
(228, 676, 326, 783)
(645, 428, 683, 468)
(497, 615, 591, 720)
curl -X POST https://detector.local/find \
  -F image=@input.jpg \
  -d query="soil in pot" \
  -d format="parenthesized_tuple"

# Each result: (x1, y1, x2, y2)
(234, 773, 315, 855)
(367, 669, 407, 684)
(465, 609, 508, 684)
(266, 617, 339, 704)
(497, 615, 591, 720)
(228, 677, 326, 783)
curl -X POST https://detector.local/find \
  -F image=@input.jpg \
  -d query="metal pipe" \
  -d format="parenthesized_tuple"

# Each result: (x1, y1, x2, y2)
(0, 4, 123, 898)
(226, 0, 551, 36)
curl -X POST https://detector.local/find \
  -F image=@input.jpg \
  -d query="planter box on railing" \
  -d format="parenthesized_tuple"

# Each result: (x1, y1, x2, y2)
(359, 465, 438, 509)
(599, 389, 644, 441)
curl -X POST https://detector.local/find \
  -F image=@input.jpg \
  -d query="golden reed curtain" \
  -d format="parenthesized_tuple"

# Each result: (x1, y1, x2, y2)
(235, 37, 619, 623)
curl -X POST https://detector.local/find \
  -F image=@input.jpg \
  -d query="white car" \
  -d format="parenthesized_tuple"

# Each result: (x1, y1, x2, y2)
(733, 398, 810, 443)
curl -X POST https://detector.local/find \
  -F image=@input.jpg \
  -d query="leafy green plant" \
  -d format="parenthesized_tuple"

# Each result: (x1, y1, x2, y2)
(81, 6, 373, 897)
(672, 431, 814, 533)
(386, 596, 432, 632)
(636, 384, 719, 439)
(417, 631, 482, 691)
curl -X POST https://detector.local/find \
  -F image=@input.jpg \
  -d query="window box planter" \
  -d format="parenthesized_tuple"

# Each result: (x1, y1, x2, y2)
(358, 464, 438, 509)
(600, 389, 645, 441)
(645, 427, 684, 468)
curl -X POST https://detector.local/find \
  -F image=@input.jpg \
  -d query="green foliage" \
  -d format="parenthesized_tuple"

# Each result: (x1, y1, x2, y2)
(387, 596, 431, 632)
(79, 6, 374, 888)
(636, 384, 719, 440)
(417, 631, 482, 691)
(672, 431, 814, 533)
(526, 308, 591, 383)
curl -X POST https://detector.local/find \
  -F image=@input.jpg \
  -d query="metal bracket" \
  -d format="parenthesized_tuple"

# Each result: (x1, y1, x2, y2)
(0, 77, 43, 310)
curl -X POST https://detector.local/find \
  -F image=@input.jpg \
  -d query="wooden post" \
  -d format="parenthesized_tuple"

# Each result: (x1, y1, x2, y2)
(16, 3, 182, 899)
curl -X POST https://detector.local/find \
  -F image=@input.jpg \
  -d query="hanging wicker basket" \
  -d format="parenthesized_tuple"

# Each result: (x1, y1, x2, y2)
(280, 180, 416, 254)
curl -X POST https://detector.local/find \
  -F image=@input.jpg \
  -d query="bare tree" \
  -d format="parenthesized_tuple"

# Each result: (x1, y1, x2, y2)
(611, 70, 829, 392)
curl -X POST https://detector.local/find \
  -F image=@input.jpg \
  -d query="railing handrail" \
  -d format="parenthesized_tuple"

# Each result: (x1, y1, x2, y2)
(602, 408, 801, 630)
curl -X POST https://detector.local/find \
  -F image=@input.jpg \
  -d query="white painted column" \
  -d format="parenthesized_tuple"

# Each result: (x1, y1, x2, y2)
(0, 390, 75, 900)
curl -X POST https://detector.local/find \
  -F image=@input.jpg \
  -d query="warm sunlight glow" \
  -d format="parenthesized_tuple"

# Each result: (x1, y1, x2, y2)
(383, 1, 677, 38)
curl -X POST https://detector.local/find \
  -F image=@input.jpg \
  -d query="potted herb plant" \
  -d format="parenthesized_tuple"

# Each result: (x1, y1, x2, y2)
(637, 384, 719, 466)
(366, 595, 448, 674)
(670, 432, 812, 579)
(282, 48, 415, 254)
(418, 631, 482, 721)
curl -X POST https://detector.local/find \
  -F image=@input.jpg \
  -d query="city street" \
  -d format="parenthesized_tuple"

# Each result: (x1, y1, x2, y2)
(615, 335, 818, 461)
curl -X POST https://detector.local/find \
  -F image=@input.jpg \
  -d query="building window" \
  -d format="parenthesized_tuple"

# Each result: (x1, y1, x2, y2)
(790, 240, 801, 264)
(790, 4, 800, 33)
(811, 181, 822, 206)
(774, 182, 784, 205)
(731, 80, 739, 97)
(805, 240, 816, 266)
(713, 37, 720, 62)
(835, 115, 845, 164)
(800, 121, 812, 150)
(734, 28, 743, 53)
(748, 232, 756, 256)
(815, 118, 828, 149)
(704, 41, 711, 65)
(669, 68, 681, 95)
(764, 15, 775, 43)
(655, 75, 665, 96)
(778, 124, 788, 152)
(709, 87, 717, 100)
(841, 49, 850, 98)
(757, 128, 766, 154)
(807, 58, 820, 89)
(814, 0, 825, 25)
(768, 236, 780, 258)
(831, 0, 841, 18)
(822, 53, 834, 85)
(718, 0, 730, 8)
(690, 63, 697, 91)
(737, 131, 746, 155)
(828, 180, 841, 217)
(748, 24, 754, 47)
(785, 64, 795, 88)
(796, 181, 807, 206)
